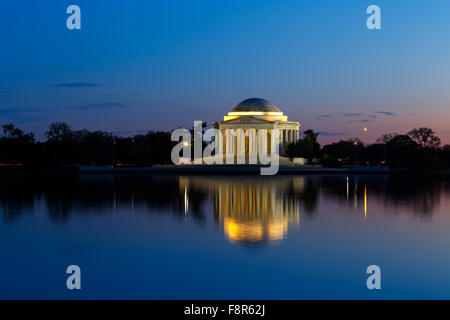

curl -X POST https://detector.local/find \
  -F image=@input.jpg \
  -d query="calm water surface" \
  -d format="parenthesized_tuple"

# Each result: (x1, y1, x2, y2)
(1, 173, 450, 299)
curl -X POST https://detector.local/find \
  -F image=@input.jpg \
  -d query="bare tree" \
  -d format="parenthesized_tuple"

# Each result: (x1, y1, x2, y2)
(2, 123, 25, 139)
(407, 127, 441, 148)
(45, 122, 73, 143)
(376, 132, 399, 144)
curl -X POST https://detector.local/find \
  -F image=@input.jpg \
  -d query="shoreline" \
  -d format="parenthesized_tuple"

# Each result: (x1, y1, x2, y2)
(78, 165, 391, 174)
(1, 165, 449, 176)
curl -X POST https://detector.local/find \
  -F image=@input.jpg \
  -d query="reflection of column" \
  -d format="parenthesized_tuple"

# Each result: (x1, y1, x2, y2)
(270, 183, 276, 215)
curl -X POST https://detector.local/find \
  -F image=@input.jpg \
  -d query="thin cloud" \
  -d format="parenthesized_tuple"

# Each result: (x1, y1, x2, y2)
(98, 93, 141, 97)
(373, 111, 397, 117)
(0, 107, 52, 114)
(316, 114, 332, 120)
(79, 102, 130, 110)
(318, 131, 346, 136)
(54, 82, 102, 88)
(343, 112, 363, 118)
(0, 107, 52, 124)
(111, 130, 132, 135)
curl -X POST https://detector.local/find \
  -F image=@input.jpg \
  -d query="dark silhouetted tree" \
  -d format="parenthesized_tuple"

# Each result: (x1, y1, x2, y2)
(376, 132, 399, 144)
(321, 139, 354, 161)
(286, 130, 320, 161)
(0, 123, 35, 164)
(407, 127, 441, 148)
(45, 122, 73, 143)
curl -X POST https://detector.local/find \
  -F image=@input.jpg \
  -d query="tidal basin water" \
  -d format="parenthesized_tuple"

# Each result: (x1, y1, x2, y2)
(1, 173, 450, 299)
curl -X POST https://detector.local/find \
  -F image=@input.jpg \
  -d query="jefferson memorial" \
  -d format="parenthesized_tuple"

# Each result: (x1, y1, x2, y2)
(212, 98, 300, 158)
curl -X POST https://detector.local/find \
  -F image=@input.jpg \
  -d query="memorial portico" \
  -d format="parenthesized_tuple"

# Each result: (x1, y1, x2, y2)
(212, 98, 301, 159)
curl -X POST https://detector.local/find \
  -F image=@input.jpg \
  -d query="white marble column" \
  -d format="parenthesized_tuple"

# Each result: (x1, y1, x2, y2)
(248, 128, 257, 163)
(284, 129, 288, 152)
(279, 129, 283, 154)
(217, 129, 223, 156)
(236, 128, 245, 164)
(225, 129, 234, 163)
(226, 129, 232, 154)
(236, 128, 241, 154)
(257, 129, 267, 156)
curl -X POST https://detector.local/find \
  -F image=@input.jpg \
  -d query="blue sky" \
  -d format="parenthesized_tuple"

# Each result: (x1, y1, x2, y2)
(1, 0, 450, 143)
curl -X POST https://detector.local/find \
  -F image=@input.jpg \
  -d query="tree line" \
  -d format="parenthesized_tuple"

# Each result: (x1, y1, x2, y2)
(0, 122, 449, 169)
(0, 122, 174, 167)
(286, 127, 449, 169)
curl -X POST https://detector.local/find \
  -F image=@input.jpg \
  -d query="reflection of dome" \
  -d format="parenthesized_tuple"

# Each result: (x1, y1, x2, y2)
(230, 98, 281, 113)
(224, 217, 287, 244)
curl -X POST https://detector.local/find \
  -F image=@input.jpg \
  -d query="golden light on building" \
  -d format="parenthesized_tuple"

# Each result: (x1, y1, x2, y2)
(224, 111, 287, 122)
(212, 98, 300, 157)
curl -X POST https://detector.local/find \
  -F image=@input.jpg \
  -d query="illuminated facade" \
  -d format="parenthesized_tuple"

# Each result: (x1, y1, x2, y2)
(212, 98, 301, 157)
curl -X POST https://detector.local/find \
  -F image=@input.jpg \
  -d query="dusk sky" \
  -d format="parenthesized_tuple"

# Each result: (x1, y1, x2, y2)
(1, 0, 450, 144)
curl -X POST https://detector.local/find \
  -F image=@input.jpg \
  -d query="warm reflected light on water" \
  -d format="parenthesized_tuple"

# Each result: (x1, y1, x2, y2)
(224, 216, 287, 243)
(180, 176, 302, 244)
(213, 178, 301, 243)
(184, 186, 189, 215)
(364, 184, 367, 220)
(1, 173, 449, 299)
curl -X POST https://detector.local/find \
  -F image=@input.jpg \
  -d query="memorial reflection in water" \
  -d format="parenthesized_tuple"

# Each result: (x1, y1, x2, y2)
(179, 176, 304, 244)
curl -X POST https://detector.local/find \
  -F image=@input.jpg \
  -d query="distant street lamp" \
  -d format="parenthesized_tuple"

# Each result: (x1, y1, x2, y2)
(353, 137, 360, 165)
(113, 139, 117, 165)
